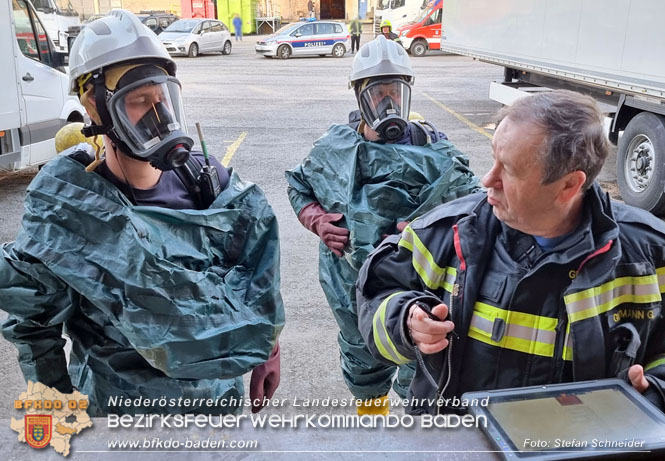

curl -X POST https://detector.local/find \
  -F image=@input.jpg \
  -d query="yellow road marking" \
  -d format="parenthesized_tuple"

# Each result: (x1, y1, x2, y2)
(422, 92, 494, 140)
(222, 131, 247, 166)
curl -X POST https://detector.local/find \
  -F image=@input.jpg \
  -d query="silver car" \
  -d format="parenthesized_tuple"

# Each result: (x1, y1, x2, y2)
(255, 21, 349, 59)
(159, 19, 232, 57)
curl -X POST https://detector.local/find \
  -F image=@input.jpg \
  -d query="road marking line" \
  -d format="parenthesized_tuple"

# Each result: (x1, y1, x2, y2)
(222, 132, 247, 166)
(421, 92, 494, 140)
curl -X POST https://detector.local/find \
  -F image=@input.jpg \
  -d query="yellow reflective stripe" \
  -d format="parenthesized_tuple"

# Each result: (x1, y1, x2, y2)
(657, 266, 665, 292)
(372, 292, 410, 365)
(398, 227, 456, 292)
(562, 323, 573, 361)
(645, 355, 665, 372)
(468, 302, 557, 358)
(564, 275, 661, 324)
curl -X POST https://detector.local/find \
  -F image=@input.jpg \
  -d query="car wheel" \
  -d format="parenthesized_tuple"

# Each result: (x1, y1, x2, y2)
(188, 43, 199, 58)
(278, 45, 291, 59)
(617, 112, 665, 215)
(222, 41, 232, 55)
(411, 39, 427, 57)
(332, 43, 345, 58)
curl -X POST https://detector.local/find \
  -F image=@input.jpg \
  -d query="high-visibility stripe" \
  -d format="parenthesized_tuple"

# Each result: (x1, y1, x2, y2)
(657, 267, 665, 292)
(645, 355, 665, 372)
(564, 275, 662, 324)
(562, 323, 573, 361)
(373, 292, 410, 365)
(398, 226, 456, 292)
(468, 302, 557, 357)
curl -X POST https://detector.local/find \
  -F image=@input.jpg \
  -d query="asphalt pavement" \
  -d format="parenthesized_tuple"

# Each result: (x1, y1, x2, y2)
(0, 30, 618, 422)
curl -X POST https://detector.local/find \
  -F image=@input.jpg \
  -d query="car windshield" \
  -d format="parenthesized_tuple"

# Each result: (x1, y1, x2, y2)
(412, 5, 434, 23)
(32, 0, 77, 14)
(165, 19, 199, 33)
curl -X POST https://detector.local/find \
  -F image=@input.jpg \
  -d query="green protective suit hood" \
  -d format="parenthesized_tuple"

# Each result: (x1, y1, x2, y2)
(286, 124, 479, 270)
(1, 154, 284, 415)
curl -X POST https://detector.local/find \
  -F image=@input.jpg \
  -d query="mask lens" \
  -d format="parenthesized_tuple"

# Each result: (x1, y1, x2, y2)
(109, 78, 186, 155)
(358, 78, 411, 133)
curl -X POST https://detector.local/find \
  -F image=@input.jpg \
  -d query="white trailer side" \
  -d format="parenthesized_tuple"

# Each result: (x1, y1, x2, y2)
(441, 0, 665, 214)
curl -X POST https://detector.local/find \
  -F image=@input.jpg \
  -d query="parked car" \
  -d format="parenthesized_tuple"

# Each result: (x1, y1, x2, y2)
(136, 11, 178, 35)
(159, 19, 232, 57)
(255, 21, 349, 59)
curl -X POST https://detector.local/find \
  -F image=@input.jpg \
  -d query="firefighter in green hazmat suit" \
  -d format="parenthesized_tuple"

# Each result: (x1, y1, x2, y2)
(285, 36, 478, 415)
(0, 10, 284, 416)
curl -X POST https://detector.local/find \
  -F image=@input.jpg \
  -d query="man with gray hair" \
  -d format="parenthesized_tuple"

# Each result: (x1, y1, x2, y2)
(357, 89, 665, 415)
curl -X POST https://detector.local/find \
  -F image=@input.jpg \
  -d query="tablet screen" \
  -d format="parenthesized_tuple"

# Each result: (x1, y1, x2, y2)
(468, 380, 665, 459)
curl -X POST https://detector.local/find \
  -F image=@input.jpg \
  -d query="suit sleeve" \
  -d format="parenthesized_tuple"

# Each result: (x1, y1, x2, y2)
(0, 243, 76, 393)
(285, 163, 317, 217)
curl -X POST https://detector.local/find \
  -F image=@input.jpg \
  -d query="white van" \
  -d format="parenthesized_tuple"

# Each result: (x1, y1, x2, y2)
(32, 0, 80, 53)
(374, 0, 428, 36)
(1, 0, 85, 171)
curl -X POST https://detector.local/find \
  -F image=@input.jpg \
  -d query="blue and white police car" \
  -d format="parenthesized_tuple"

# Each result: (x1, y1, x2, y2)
(255, 21, 349, 59)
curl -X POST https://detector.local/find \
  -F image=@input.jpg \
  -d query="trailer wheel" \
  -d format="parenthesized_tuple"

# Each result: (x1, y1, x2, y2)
(411, 39, 427, 57)
(617, 112, 665, 215)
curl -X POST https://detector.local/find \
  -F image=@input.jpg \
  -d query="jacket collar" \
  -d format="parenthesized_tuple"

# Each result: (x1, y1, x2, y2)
(454, 183, 620, 282)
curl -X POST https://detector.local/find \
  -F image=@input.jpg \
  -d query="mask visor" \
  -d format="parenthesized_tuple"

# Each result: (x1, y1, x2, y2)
(108, 75, 188, 159)
(358, 78, 411, 135)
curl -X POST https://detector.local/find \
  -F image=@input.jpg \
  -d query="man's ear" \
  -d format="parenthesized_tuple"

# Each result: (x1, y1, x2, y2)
(556, 170, 587, 204)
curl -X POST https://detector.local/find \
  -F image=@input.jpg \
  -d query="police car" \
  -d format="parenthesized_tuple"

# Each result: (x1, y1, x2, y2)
(255, 21, 349, 59)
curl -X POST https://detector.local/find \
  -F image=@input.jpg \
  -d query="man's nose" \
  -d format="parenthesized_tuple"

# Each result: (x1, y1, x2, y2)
(482, 166, 500, 189)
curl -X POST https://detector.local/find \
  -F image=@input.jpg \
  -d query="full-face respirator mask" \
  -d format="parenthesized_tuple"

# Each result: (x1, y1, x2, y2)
(356, 77, 412, 142)
(82, 64, 193, 171)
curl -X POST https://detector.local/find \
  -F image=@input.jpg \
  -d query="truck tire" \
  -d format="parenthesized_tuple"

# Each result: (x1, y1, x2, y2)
(617, 112, 665, 215)
(411, 39, 427, 57)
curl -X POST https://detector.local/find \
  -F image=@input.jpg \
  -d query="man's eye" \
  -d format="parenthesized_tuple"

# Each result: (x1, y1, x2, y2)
(127, 97, 147, 105)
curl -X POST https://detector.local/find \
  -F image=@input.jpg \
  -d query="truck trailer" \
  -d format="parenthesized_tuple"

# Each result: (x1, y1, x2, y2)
(441, 0, 665, 214)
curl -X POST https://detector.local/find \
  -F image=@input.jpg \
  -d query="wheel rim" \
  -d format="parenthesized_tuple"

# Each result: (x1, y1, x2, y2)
(280, 47, 289, 58)
(191, 45, 198, 56)
(414, 43, 425, 55)
(624, 134, 655, 193)
(334, 45, 343, 56)
(224, 42, 231, 53)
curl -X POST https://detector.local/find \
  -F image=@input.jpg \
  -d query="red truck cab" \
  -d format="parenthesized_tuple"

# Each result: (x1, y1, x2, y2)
(397, 0, 442, 57)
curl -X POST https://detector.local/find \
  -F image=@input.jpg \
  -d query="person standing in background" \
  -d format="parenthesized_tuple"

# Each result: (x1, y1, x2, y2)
(349, 16, 362, 54)
(233, 13, 243, 41)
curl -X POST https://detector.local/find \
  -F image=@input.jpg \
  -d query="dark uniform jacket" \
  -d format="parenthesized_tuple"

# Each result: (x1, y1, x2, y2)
(357, 184, 665, 414)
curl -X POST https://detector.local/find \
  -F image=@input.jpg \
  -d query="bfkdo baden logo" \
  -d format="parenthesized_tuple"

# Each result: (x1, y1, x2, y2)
(11, 381, 93, 456)
(25, 415, 53, 449)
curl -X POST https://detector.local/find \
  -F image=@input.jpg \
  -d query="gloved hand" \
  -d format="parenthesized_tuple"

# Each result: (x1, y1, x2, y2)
(249, 343, 281, 413)
(298, 202, 349, 257)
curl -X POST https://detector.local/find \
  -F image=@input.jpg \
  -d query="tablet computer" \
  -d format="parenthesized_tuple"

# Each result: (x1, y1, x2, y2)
(462, 379, 665, 460)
